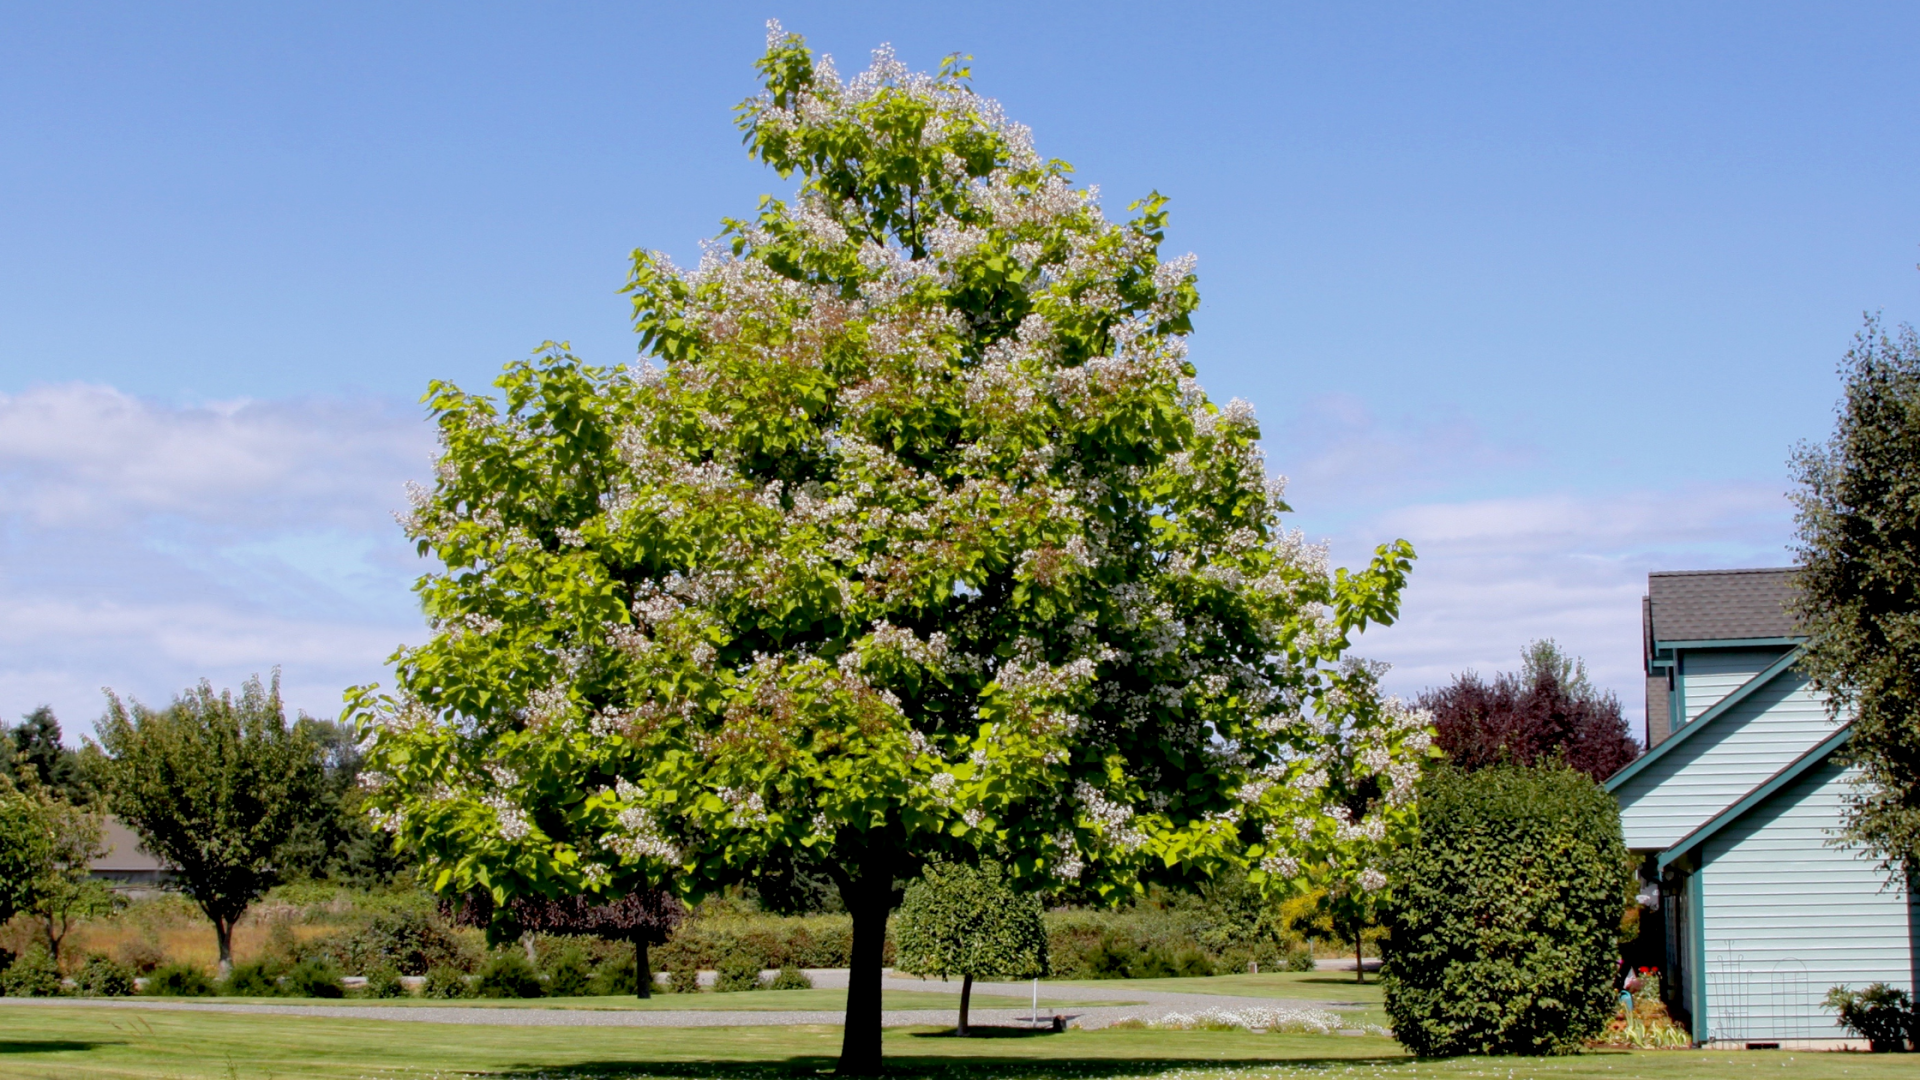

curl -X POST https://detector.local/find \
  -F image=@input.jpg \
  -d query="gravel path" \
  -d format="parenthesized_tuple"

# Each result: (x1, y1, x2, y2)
(0, 971, 1367, 1031)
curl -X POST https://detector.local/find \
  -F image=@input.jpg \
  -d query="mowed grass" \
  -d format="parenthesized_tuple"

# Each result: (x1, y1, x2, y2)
(150, 989, 1138, 1012)
(0, 1004, 1910, 1080)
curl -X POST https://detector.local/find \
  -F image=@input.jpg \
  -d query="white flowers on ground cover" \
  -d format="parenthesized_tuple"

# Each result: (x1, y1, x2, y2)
(1142, 1006, 1389, 1036)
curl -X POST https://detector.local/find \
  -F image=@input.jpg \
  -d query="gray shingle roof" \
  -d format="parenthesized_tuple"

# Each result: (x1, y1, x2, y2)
(1646, 568, 1801, 643)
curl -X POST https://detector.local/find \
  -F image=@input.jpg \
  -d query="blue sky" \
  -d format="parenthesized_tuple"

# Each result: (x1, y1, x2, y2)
(3, 2, 1916, 736)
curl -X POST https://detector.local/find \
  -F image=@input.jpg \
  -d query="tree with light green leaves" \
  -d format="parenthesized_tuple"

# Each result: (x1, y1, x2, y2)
(1792, 315, 1920, 887)
(354, 24, 1430, 1072)
(0, 782, 53, 929)
(93, 674, 323, 976)
(27, 796, 114, 964)
(894, 861, 1047, 1034)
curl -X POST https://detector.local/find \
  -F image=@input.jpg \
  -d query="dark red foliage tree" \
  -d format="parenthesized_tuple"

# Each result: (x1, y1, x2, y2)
(1416, 641, 1641, 782)
(446, 890, 685, 997)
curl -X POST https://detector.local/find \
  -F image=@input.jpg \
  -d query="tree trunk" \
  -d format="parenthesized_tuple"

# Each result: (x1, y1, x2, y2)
(837, 873, 892, 1075)
(45, 916, 61, 965)
(215, 919, 235, 979)
(634, 936, 653, 999)
(958, 973, 973, 1036)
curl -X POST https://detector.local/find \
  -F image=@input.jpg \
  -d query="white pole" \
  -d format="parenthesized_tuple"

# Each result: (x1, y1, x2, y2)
(1031, 978, 1038, 1027)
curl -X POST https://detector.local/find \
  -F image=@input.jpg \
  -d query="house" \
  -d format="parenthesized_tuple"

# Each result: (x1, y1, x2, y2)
(1606, 568, 1916, 1049)
(88, 815, 173, 889)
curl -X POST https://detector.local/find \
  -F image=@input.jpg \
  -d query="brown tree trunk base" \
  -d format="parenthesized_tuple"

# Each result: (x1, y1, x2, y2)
(634, 937, 653, 999)
(958, 973, 973, 1036)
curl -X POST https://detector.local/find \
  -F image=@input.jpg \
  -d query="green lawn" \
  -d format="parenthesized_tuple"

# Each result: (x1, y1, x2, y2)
(1044, 973, 1383, 1006)
(143, 989, 1136, 1012)
(0, 1004, 1908, 1080)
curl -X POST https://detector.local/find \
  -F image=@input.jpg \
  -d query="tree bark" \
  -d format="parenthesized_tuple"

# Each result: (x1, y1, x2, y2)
(958, 973, 973, 1036)
(837, 872, 893, 1074)
(634, 936, 653, 999)
(215, 919, 234, 979)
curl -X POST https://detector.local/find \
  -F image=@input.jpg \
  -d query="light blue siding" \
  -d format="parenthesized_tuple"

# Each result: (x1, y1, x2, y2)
(1697, 758, 1912, 1044)
(1616, 669, 1837, 850)
(1682, 648, 1789, 723)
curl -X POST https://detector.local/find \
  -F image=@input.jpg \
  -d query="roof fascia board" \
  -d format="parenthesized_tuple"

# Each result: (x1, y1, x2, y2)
(1605, 647, 1804, 792)
(1654, 636, 1805, 651)
(1657, 725, 1852, 872)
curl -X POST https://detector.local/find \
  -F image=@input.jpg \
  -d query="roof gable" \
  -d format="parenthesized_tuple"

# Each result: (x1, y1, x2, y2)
(1657, 725, 1852, 871)
(1647, 568, 1801, 644)
(1607, 647, 1804, 792)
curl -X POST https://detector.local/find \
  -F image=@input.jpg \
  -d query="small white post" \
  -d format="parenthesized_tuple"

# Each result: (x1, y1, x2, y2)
(1031, 978, 1038, 1027)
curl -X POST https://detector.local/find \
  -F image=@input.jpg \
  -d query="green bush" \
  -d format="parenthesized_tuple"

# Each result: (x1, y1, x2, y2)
(768, 965, 812, 990)
(1383, 764, 1632, 1056)
(283, 957, 346, 998)
(0, 945, 63, 997)
(221, 960, 284, 997)
(1825, 983, 1913, 1052)
(653, 914, 873, 972)
(1284, 945, 1317, 972)
(145, 962, 216, 997)
(76, 955, 137, 997)
(422, 965, 472, 999)
(589, 950, 639, 996)
(543, 945, 594, 998)
(363, 965, 407, 998)
(669, 966, 701, 994)
(475, 952, 544, 998)
(317, 908, 471, 976)
(714, 955, 764, 992)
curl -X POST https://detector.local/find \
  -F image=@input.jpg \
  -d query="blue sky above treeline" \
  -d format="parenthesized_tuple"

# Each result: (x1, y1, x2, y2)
(2, 2, 1916, 738)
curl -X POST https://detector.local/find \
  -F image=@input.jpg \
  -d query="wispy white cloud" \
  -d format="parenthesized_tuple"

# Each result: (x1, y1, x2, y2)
(0, 384, 435, 731)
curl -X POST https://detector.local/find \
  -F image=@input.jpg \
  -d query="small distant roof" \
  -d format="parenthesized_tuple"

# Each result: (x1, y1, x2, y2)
(1647, 568, 1801, 643)
(91, 816, 169, 873)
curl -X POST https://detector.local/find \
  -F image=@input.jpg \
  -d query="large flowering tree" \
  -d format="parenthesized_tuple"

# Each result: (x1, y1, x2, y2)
(354, 25, 1430, 1070)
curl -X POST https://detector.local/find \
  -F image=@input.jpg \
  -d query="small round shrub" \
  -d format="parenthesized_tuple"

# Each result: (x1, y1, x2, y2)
(283, 958, 346, 998)
(1383, 764, 1631, 1056)
(1284, 945, 1317, 973)
(222, 960, 284, 997)
(117, 940, 166, 975)
(323, 909, 471, 976)
(714, 955, 764, 992)
(768, 966, 812, 991)
(668, 966, 701, 994)
(363, 965, 407, 998)
(146, 962, 216, 997)
(475, 953, 544, 998)
(77, 955, 137, 997)
(589, 951, 638, 996)
(0, 946, 63, 997)
(422, 965, 473, 999)
(1825, 983, 1914, 1052)
(543, 946, 594, 998)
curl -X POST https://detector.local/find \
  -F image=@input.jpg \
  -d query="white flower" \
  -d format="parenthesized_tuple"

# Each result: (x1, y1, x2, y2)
(1356, 867, 1388, 892)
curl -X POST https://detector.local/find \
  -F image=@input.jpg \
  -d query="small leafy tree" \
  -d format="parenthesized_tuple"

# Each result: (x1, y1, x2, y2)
(355, 25, 1426, 1071)
(92, 674, 323, 975)
(1417, 640, 1639, 782)
(894, 861, 1048, 1033)
(1383, 764, 1632, 1056)
(28, 797, 114, 963)
(0, 782, 53, 927)
(1792, 316, 1920, 885)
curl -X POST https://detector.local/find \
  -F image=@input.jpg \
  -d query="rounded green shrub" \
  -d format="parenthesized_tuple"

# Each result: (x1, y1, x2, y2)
(422, 964, 473, 999)
(1383, 764, 1631, 1056)
(768, 965, 812, 990)
(714, 955, 764, 992)
(76, 955, 137, 997)
(363, 965, 407, 998)
(145, 962, 216, 997)
(475, 952, 544, 998)
(668, 966, 701, 994)
(589, 951, 638, 996)
(221, 960, 284, 997)
(283, 958, 346, 998)
(1, 945, 63, 997)
(543, 945, 594, 998)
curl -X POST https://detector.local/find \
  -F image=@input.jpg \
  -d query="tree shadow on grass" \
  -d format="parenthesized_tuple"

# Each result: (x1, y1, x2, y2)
(481, 1055, 1412, 1079)
(0, 1039, 108, 1054)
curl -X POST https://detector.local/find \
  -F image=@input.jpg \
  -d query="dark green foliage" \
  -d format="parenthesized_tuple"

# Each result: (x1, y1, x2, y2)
(0, 785, 51, 927)
(3, 707, 92, 804)
(76, 955, 136, 997)
(320, 908, 470, 976)
(589, 950, 638, 996)
(1825, 983, 1914, 1052)
(0, 944, 62, 996)
(714, 954, 764, 992)
(362, 965, 406, 998)
(893, 862, 1049, 981)
(221, 959, 284, 997)
(93, 674, 326, 973)
(769, 965, 812, 990)
(474, 952, 544, 998)
(1383, 764, 1632, 1056)
(145, 962, 215, 997)
(1792, 317, 1920, 881)
(283, 957, 345, 998)
(1284, 945, 1317, 973)
(542, 945, 593, 997)
(668, 966, 701, 994)
(422, 965, 472, 999)
(275, 718, 414, 887)
(651, 913, 863, 972)
(1071, 937, 1211, 980)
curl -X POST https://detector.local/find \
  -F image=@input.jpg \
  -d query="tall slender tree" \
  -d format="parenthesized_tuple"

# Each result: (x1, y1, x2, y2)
(1791, 315, 1920, 884)
(355, 26, 1428, 1071)
(93, 674, 322, 975)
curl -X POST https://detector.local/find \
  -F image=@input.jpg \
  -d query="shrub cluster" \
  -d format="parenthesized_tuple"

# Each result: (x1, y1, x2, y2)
(1825, 983, 1913, 1052)
(1383, 764, 1632, 1056)
(652, 914, 874, 972)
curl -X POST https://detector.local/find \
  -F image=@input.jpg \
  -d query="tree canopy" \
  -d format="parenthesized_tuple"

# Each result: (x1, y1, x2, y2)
(355, 25, 1428, 1070)
(1415, 640, 1638, 782)
(894, 860, 1047, 1033)
(92, 674, 324, 974)
(1791, 316, 1920, 883)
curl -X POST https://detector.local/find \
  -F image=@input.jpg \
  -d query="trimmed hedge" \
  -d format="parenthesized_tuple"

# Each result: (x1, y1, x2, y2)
(1383, 764, 1632, 1056)
(652, 915, 885, 972)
